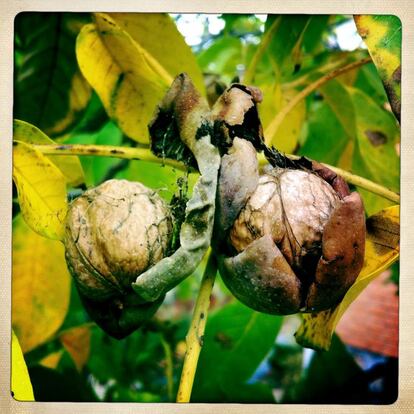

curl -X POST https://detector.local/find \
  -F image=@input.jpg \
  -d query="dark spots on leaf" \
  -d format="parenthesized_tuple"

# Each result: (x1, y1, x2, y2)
(110, 73, 125, 111)
(365, 130, 387, 146)
(366, 214, 399, 255)
(214, 332, 233, 349)
(55, 144, 73, 150)
(392, 65, 401, 84)
(110, 149, 123, 155)
(101, 16, 115, 26)
(200, 312, 204, 319)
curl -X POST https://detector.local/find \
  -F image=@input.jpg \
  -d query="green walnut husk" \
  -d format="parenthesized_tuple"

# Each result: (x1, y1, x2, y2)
(64, 179, 172, 338)
(211, 84, 366, 315)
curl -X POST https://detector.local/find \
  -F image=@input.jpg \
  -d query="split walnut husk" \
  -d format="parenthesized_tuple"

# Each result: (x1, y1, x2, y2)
(211, 83, 366, 315)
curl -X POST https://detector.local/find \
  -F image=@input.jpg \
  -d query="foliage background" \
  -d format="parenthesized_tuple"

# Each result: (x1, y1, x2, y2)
(12, 13, 400, 403)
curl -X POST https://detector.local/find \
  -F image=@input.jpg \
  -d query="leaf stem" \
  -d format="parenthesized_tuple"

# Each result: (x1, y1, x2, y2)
(160, 335, 174, 402)
(34, 142, 399, 203)
(264, 56, 372, 143)
(33, 143, 184, 171)
(176, 252, 217, 403)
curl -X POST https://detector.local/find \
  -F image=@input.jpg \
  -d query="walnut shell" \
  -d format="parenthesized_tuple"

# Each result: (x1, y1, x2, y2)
(64, 179, 173, 301)
(230, 169, 340, 274)
(217, 144, 366, 314)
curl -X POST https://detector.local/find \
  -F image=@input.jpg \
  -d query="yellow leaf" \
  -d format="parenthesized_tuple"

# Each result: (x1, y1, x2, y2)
(11, 330, 35, 401)
(13, 141, 68, 240)
(108, 13, 205, 95)
(295, 205, 399, 350)
(12, 216, 71, 353)
(13, 119, 85, 187)
(260, 84, 306, 153)
(354, 15, 401, 120)
(76, 13, 172, 143)
(39, 350, 64, 370)
(59, 325, 92, 372)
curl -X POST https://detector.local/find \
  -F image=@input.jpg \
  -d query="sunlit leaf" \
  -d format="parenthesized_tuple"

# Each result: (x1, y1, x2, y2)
(260, 84, 306, 153)
(13, 141, 68, 240)
(295, 205, 399, 351)
(76, 13, 172, 143)
(14, 12, 92, 136)
(108, 13, 205, 94)
(13, 119, 85, 187)
(59, 325, 92, 372)
(11, 330, 35, 401)
(12, 215, 71, 353)
(197, 36, 243, 84)
(354, 15, 401, 120)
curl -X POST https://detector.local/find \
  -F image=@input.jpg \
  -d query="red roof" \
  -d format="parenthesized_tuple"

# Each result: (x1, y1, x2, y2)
(336, 271, 399, 358)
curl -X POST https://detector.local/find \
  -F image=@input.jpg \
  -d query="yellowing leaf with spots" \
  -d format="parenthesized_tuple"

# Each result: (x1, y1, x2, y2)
(108, 13, 205, 95)
(76, 13, 173, 143)
(60, 325, 92, 372)
(12, 215, 71, 353)
(295, 205, 399, 351)
(14, 119, 85, 187)
(13, 141, 68, 240)
(354, 15, 401, 120)
(11, 330, 35, 401)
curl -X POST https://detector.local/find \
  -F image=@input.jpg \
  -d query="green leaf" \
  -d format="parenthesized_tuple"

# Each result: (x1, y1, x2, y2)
(76, 13, 173, 143)
(354, 15, 401, 120)
(302, 15, 330, 53)
(12, 215, 71, 353)
(28, 363, 97, 401)
(299, 101, 349, 166)
(295, 205, 399, 351)
(11, 330, 35, 401)
(197, 36, 243, 83)
(13, 141, 68, 240)
(285, 335, 368, 403)
(14, 13, 92, 137)
(349, 87, 400, 214)
(320, 79, 356, 141)
(13, 119, 85, 187)
(266, 15, 311, 79)
(354, 63, 389, 105)
(191, 301, 283, 402)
